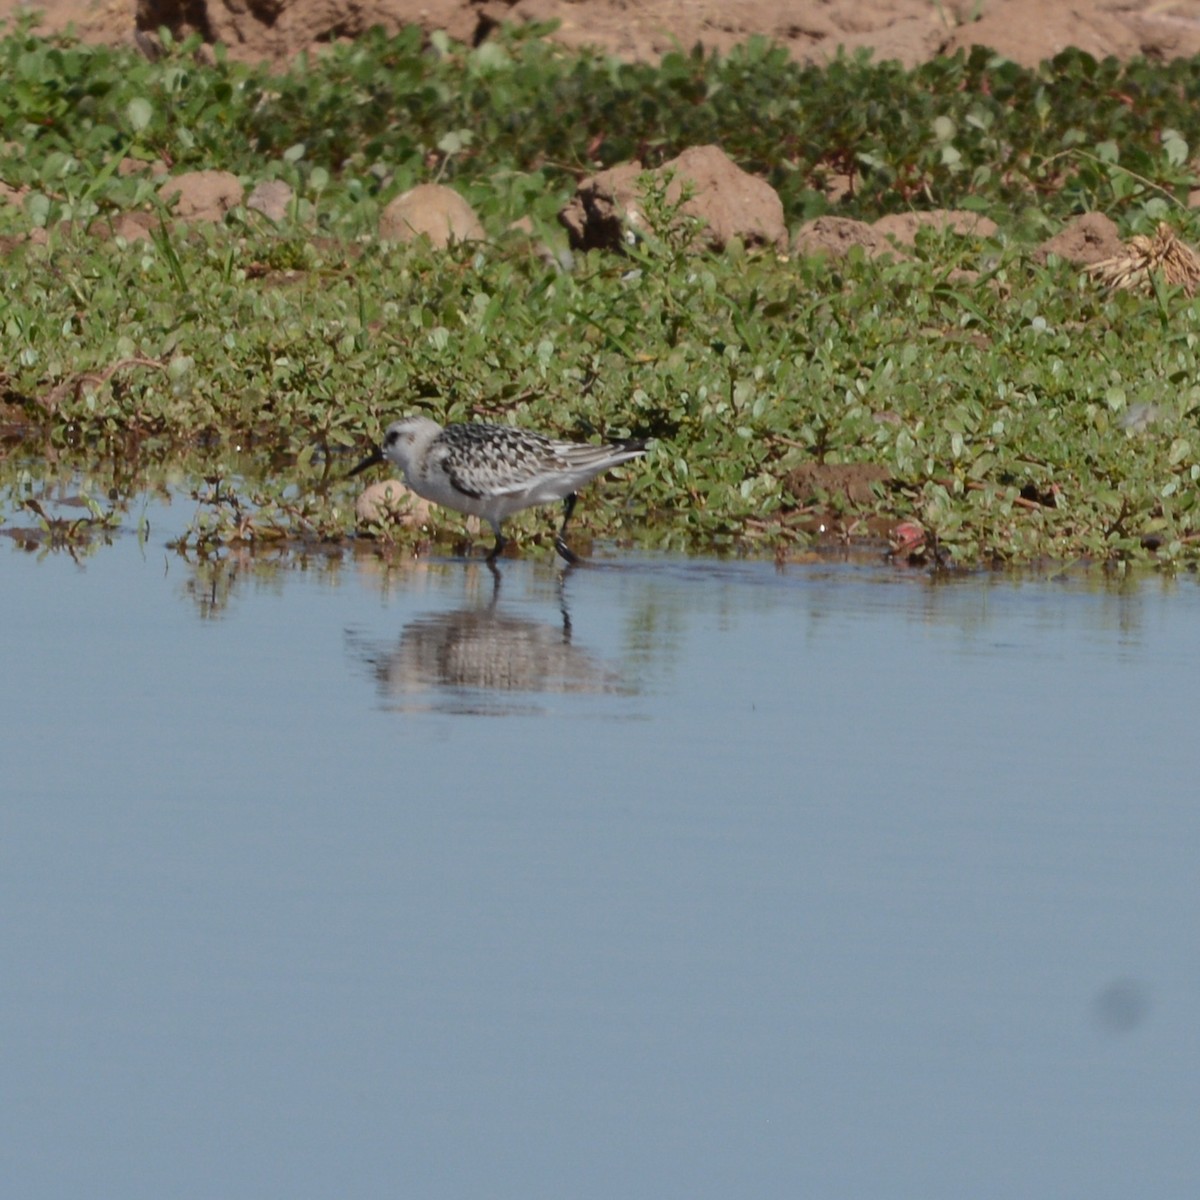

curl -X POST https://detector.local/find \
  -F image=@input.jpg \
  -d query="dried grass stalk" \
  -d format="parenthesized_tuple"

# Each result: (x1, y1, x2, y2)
(1084, 222, 1200, 296)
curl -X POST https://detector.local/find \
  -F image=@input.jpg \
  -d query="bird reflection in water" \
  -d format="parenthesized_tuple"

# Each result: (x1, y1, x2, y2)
(346, 564, 633, 714)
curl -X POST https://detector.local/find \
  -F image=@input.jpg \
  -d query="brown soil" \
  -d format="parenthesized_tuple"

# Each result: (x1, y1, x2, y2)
(5, 0, 1200, 69)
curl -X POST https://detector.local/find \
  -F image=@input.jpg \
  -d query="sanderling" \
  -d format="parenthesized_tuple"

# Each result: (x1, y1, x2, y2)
(350, 415, 648, 563)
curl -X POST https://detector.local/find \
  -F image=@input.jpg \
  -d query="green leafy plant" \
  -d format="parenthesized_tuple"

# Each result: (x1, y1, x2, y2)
(8, 24, 1200, 565)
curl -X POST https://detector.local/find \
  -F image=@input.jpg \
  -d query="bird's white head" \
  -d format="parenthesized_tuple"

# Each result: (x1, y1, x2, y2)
(349, 415, 444, 480)
(378, 416, 444, 474)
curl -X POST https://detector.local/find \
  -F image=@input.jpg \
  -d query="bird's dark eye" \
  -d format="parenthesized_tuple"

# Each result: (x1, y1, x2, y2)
(385, 429, 401, 447)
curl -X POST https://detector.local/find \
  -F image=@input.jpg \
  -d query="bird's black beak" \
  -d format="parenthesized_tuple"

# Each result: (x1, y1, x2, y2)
(348, 445, 384, 479)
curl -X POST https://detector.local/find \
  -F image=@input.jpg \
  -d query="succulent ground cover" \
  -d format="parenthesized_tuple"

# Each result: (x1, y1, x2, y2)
(6, 23, 1200, 566)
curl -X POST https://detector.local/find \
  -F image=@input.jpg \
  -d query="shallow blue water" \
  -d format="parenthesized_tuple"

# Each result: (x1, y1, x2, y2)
(3, 505, 1198, 1199)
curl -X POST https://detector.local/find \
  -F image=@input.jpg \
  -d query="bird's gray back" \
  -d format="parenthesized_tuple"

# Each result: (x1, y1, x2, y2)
(436, 422, 641, 500)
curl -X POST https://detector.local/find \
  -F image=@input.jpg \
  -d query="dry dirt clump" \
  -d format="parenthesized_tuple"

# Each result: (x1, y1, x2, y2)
(1031, 212, 1125, 265)
(379, 184, 486, 247)
(10, 1, 1200, 71)
(792, 216, 904, 261)
(792, 211, 999, 261)
(871, 209, 999, 245)
(247, 179, 295, 222)
(91, 210, 158, 242)
(0, 179, 27, 213)
(158, 170, 244, 221)
(560, 144, 786, 253)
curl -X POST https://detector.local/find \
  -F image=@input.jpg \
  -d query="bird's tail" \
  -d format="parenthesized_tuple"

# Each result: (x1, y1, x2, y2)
(609, 436, 650, 459)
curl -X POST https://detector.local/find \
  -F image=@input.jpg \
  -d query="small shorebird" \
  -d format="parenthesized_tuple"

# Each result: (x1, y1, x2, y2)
(350, 416, 647, 563)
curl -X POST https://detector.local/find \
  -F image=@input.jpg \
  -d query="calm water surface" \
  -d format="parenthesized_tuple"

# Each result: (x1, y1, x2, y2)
(3, 498, 1198, 1199)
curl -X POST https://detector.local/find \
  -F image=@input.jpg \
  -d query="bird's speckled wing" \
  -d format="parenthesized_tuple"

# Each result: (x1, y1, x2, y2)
(435, 423, 573, 499)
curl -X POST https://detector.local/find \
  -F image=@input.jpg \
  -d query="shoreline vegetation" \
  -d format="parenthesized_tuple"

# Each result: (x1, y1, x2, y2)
(7, 21, 1200, 567)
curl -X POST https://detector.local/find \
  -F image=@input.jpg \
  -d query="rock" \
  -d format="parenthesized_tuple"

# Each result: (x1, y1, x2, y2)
(355, 480, 433, 527)
(379, 184, 485, 247)
(158, 170, 244, 222)
(559, 144, 786, 253)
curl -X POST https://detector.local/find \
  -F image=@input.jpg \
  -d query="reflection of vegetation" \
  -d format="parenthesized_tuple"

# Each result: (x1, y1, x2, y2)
(181, 552, 239, 619)
(8, 25, 1200, 563)
(1, 492, 121, 562)
(621, 597, 687, 680)
(174, 539, 351, 618)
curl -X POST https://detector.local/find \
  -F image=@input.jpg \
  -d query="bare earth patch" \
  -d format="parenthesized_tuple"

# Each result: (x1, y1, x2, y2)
(6, 0, 1200, 68)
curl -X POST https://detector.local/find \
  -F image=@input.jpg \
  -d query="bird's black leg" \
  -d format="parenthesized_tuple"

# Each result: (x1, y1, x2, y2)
(560, 492, 578, 530)
(556, 570, 573, 641)
(486, 555, 503, 595)
(555, 493, 581, 565)
(485, 527, 506, 563)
